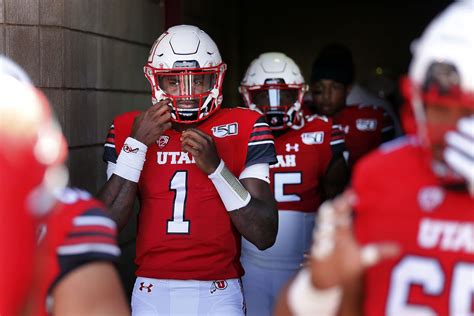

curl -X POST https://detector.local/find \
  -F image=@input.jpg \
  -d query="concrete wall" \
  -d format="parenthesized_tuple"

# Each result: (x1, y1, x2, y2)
(1, 0, 163, 191)
(1, 0, 164, 298)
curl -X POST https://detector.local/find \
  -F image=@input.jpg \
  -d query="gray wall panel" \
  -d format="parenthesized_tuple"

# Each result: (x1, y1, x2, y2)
(5, 0, 39, 25)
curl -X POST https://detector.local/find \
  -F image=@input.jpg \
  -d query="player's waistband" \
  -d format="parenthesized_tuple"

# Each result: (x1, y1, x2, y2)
(134, 276, 242, 292)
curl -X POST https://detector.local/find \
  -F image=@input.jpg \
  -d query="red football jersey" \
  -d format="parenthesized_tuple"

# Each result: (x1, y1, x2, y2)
(270, 114, 345, 212)
(35, 188, 120, 316)
(0, 192, 36, 316)
(352, 137, 474, 316)
(105, 108, 276, 280)
(0, 148, 49, 315)
(335, 105, 393, 167)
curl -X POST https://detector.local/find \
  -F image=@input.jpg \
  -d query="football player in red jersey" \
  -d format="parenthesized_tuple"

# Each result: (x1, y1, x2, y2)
(0, 57, 67, 316)
(0, 56, 129, 316)
(98, 25, 278, 315)
(305, 43, 395, 168)
(282, 1, 474, 315)
(33, 187, 129, 316)
(238, 52, 349, 316)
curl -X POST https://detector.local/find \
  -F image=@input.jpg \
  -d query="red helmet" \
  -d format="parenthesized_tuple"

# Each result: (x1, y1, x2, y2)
(0, 67, 68, 314)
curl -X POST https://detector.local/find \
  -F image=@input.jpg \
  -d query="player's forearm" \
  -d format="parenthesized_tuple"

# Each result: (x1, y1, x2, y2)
(207, 163, 278, 249)
(337, 281, 364, 316)
(323, 155, 350, 200)
(229, 197, 278, 250)
(52, 262, 130, 316)
(96, 175, 137, 231)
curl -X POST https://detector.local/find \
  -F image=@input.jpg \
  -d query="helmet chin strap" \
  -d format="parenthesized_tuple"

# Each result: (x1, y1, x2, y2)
(249, 103, 263, 115)
(287, 102, 305, 130)
(198, 88, 218, 119)
(151, 88, 165, 105)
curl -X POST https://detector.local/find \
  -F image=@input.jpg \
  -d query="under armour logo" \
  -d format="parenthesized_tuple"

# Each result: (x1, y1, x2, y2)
(285, 143, 299, 152)
(139, 282, 153, 293)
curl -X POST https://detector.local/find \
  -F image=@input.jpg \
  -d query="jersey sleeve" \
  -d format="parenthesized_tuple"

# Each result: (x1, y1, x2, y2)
(51, 206, 120, 290)
(103, 122, 118, 164)
(245, 116, 277, 167)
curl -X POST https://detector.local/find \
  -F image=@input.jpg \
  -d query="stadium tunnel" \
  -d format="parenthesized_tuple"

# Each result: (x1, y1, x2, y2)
(1, 0, 451, 298)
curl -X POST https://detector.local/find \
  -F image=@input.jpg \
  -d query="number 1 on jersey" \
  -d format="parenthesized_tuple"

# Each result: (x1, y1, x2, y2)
(167, 171, 190, 234)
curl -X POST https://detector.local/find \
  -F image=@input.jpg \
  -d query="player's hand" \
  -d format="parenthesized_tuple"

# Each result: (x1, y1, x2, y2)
(444, 115, 474, 196)
(181, 128, 220, 174)
(310, 190, 400, 289)
(131, 99, 172, 146)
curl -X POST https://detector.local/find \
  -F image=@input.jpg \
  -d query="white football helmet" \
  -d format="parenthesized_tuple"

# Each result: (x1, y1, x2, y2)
(0, 57, 68, 216)
(239, 52, 308, 130)
(0, 55, 32, 84)
(144, 25, 227, 123)
(404, 0, 474, 184)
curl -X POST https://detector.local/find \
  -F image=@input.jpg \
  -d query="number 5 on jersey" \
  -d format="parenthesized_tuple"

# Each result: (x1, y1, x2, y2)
(274, 172, 302, 202)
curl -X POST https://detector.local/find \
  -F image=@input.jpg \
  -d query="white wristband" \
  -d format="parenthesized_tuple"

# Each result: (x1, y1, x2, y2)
(208, 160, 251, 212)
(113, 137, 147, 183)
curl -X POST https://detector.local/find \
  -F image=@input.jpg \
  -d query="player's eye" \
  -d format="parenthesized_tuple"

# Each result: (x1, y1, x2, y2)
(193, 76, 204, 86)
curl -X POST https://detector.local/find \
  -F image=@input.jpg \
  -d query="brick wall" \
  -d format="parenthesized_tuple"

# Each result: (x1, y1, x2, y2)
(1, 0, 163, 192)
(1, 0, 164, 298)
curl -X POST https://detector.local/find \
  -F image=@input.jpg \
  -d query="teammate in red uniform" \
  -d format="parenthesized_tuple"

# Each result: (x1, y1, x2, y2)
(0, 58, 67, 316)
(285, 2, 474, 315)
(305, 44, 395, 168)
(98, 25, 278, 315)
(0, 56, 129, 316)
(238, 52, 349, 316)
(33, 187, 128, 316)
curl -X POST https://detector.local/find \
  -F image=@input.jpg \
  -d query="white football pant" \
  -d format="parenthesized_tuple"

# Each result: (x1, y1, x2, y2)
(241, 211, 315, 316)
(131, 277, 245, 316)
